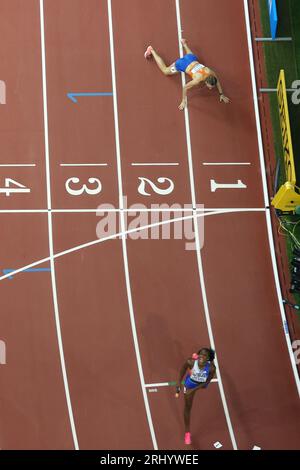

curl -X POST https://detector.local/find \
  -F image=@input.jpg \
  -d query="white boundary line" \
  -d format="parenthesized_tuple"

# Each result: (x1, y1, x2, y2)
(175, 0, 238, 450)
(131, 163, 179, 166)
(0, 164, 36, 167)
(260, 88, 294, 93)
(60, 163, 108, 167)
(202, 162, 251, 166)
(107, 0, 158, 450)
(145, 379, 218, 388)
(243, 0, 300, 396)
(39, 0, 79, 449)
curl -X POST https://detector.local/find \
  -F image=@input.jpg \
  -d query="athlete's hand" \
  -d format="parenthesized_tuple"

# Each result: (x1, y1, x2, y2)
(181, 38, 187, 46)
(178, 99, 187, 110)
(220, 94, 230, 104)
(175, 385, 181, 398)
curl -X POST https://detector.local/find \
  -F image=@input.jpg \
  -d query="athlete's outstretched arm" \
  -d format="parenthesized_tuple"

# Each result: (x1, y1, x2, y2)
(179, 79, 199, 110)
(217, 80, 230, 103)
(210, 70, 230, 103)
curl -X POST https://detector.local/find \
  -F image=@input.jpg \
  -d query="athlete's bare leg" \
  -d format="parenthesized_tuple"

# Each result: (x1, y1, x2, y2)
(146, 47, 178, 75)
(183, 390, 196, 433)
(181, 38, 193, 55)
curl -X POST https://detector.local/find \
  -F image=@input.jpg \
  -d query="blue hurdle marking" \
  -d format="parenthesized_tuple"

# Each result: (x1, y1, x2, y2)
(67, 92, 113, 103)
(3, 268, 51, 280)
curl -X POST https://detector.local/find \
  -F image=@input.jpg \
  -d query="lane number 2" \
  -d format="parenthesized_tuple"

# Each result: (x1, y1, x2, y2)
(138, 177, 174, 196)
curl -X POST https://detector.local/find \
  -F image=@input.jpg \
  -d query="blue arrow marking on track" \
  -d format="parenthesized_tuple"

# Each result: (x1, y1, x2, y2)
(3, 268, 51, 280)
(67, 92, 113, 103)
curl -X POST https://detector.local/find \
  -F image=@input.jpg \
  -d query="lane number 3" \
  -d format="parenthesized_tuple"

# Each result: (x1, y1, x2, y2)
(65, 177, 102, 196)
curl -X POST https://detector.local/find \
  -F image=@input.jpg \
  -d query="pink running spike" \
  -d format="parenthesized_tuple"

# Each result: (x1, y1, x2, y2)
(144, 46, 153, 59)
(184, 432, 192, 445)
(192, 353, 199, 359)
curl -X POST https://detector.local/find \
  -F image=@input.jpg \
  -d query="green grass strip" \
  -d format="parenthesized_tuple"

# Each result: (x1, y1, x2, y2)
(259, 0, 300, 316)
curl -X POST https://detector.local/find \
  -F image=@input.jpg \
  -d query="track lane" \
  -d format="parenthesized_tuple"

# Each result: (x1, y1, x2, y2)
(110, 0, 193, 208)
(125, 226, 233, 449)
(179, 0, 265, 209)
(110, 0, 234, 448)
(0, 0, 47, 210)
(179, 2, 299, 449)
(44, 0, 119, 210)
(52, 212, 153, 449)
(201, 211, 300, 449)
(42, 0, 157, 448)
(0, 0, 75, 449)
(0, 214, 73, 449)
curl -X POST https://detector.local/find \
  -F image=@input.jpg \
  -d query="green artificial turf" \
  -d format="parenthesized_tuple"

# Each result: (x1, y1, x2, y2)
(259, 0, 300, 315)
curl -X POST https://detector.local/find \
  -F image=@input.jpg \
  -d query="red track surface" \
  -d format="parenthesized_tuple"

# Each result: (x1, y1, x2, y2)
(0, 0, 299, 450)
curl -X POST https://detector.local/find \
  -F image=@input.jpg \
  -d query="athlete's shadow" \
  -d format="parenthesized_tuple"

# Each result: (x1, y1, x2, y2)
(141, 313, 186, 433)
(187, 77, 254, 130)
(216, 367, 256, 447)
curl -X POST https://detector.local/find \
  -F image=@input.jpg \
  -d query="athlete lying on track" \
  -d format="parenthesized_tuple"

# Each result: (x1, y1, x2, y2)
(175, 347, 216, 445)
(144, 39, 230, 110)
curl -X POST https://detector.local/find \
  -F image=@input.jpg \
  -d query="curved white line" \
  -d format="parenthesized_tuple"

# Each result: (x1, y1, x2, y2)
(0, 209, 263, 283)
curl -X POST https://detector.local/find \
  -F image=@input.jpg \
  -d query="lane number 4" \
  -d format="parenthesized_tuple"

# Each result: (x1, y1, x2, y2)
(0, 178, 30, 196)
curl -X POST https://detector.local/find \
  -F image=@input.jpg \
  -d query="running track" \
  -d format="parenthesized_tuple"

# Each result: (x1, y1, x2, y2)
(0, 0, 299, 450)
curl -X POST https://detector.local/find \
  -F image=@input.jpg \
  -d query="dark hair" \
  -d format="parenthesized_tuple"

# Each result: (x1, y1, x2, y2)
(205, 75, 217, 87)
(197, 347, 215, 361)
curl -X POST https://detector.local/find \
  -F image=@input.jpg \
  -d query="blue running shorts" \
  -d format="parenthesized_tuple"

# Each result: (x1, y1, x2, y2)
(175, 54, 199, 72)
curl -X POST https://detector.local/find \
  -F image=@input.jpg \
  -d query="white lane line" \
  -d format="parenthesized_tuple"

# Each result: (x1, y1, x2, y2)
(255, 37, 292, 42)
(0, 208, 267, 283)
(243, 1, 269, 207)
(259, 88, 294, 93)
(200, 207, 266, 211)
(0, 210, 48, 213)
(39, 0, 79, 449)
(107, 0, 158, 450)
(60, 163, 108, 167)
(145, 379, 219, 388)
(202, 162, 251, 166)
(131, 163, 179, 166)
(243, 0, 300, 397)
(175, 0, 238, 450)
(0, 164, 36, 167)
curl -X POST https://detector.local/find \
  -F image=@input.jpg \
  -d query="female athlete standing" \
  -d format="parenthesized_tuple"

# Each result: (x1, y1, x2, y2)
(175, 348, 216, 445)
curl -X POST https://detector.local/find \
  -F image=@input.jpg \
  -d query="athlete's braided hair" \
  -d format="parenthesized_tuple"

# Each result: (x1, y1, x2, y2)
(197, 347, 215, 361)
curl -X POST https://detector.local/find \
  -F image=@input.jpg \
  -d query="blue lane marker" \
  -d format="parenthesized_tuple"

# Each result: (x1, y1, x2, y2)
(67, 92, 113, 103)
(3, 268, 51, 280)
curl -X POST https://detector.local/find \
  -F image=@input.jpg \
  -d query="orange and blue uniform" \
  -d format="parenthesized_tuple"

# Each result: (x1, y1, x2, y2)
(175, 54, 210, 80)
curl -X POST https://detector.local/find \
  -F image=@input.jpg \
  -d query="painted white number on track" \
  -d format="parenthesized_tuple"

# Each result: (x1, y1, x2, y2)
(210, 179, 247, 192)
(65, 177, 102, 196)
(138, 177, 174, 196)
(0, 178, 30, 196)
